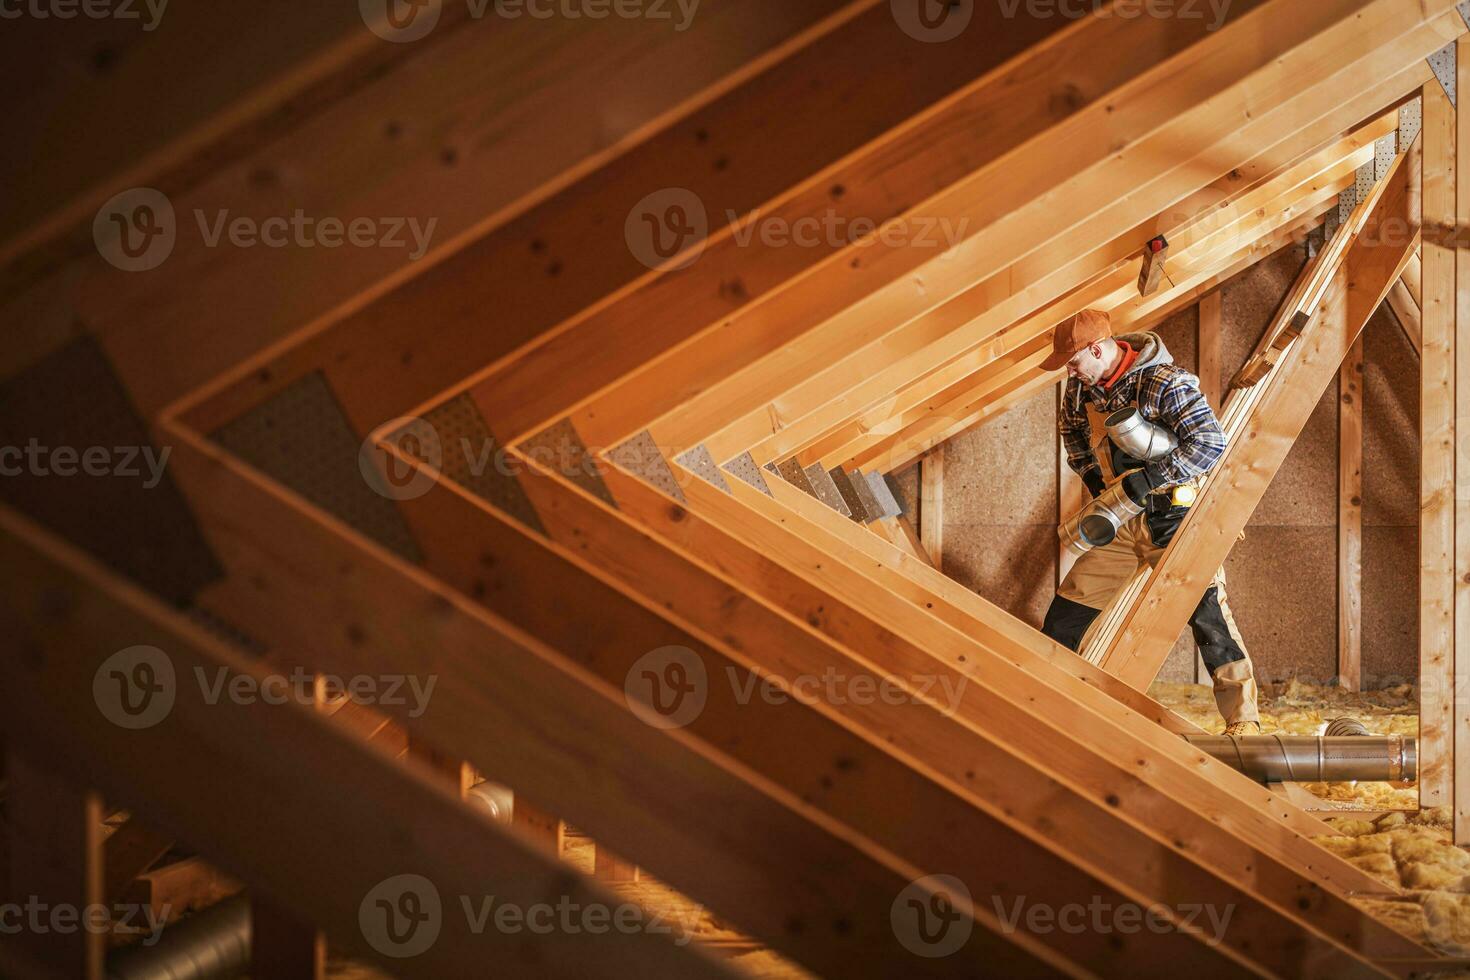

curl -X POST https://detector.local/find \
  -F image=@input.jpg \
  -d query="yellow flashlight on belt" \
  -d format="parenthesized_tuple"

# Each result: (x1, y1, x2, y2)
(1171, 483, 1199, 507)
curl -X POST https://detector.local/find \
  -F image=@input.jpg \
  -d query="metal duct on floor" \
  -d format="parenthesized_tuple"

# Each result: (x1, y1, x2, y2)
(1180, 735, 1416, 783)
(106, 894, 249, 980)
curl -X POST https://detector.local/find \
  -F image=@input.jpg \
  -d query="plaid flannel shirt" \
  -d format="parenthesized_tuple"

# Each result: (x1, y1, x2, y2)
(1060, 360, 1225, 489)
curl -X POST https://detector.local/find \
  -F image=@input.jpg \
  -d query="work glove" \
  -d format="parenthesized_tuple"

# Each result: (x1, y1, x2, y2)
(1120, 469, 1156, 507)
(1082, 469, 1107, 499)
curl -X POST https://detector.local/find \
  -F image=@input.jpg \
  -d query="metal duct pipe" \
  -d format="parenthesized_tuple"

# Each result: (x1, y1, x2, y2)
(1058, 479, 1144, 557)
(1324, 717, 1370, 737)
(106, 894, 249, 980)
(1105, 408, 1179, 462)
(1180, 735, 1416, 783)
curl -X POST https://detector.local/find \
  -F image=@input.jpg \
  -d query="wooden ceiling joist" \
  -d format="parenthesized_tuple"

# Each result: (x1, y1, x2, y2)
(702, 68, 1425, 468)
(846, 200, 1330, 473)
(161, 417, 1067, 978)
(605, 0, 1460, 464)
(400, 446, 1391, 976)
(728, 107, 1400, 469)
(829, 183, 1347, 473)
(0, 506, 735, 980)
(7, 0, 870, 424)
(177, 0, 1070, 437)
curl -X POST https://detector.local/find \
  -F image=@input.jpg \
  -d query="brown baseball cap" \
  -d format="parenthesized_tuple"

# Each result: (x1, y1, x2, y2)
(1041, 309, 1113, 371)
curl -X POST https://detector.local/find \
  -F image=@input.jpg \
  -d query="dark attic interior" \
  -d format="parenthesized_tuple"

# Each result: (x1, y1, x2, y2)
(2, 1, 1470, 977)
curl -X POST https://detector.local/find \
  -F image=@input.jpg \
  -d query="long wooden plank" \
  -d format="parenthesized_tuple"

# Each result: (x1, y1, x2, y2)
(752, 112, 1393, 469)
(1453, 35, 1470, 845)
(752, 60, 1429, 468)
(833, 181, 1349, 472)
(1101, 135, 1420, 690)
(0, 505, 736, 980)
(535, 452, 1428, 964)
(161, 421, 1065, 978)
(693, 102, 1400, 466)
(1387, 278, 1425, 354)
(714, 470, 1431, 908)
(592, 0, 1457, 460)
(2, 749, 104, 980)
(177, 0, 1061, 436)
(522, 0, 1425, 448)
(422, 448, 1346, 976)
(7, 1, 866, 423)
(1423, 77, 1456, 811)
(0, 3, 373, 261)
(1340, 336, 1365, 692)
(920, 448, 943, 572)
(859, 205, 1334, 474)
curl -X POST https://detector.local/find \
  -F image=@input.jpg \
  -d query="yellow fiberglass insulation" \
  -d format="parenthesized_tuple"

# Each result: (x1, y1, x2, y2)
(1316, 808, 1470, 959)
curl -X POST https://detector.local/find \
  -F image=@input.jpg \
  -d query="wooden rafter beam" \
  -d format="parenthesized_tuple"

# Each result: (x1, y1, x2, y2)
(533, 0, 1456, 456)
(834, 182, 1346, 473)
(741, 102, 1405, 469)
(717, 90, 1413, 468)
(0, 505, 733, 980)
(161, 417, 1064, 978)
(6, 1, 868, 423)
(858, 208, 1327, 475)
(179, 0, 1066, 437)
(606, 1, 1459, 464)
(1098, 131, 1420, 691)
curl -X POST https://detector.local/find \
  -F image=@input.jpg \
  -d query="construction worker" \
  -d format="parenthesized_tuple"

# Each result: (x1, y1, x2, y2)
(1039, 309, 1261, 735)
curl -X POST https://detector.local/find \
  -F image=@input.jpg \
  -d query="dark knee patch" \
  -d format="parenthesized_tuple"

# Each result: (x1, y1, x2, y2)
(1190, 586, 1247, 674)
(1042, 594, 1102, 652)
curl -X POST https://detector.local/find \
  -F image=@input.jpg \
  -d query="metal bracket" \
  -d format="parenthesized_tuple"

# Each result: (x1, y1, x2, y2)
(1428, 42, 1456, 108)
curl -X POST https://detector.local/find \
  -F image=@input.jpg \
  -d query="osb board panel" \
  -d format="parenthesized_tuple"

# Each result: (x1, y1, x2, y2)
(943, 385, 1056, 527)
(1219, 243, 1310, 381)
(1250, 378, 1338, 527)
(1150, 304, 1198, 375)
(943, 521, 1057, 628)
(1223, 525, 1337, 683)
(0, 334, 222, 606)
(1156, 630, 1202, 684)
(891, 463, 919, 520)
(1362, 524, 1418, 683)
(1362, 306, 1419, 529)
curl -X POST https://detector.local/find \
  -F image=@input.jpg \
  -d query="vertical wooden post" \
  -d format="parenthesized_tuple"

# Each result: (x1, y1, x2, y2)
(1421, 78, 1456, 810)
(920, 446, 944, 573)
(250, 897, 326, 980)
(4, 747, 104, 980)
(1057, 382, 1085, 587)
(594, 845, 640, 884)
(513, 799, 565, 858)
(1198, 290, 1224, 684)
(1455, 35, 1470, 845)
(407, 735, 474, 798)
(1338, 336, 1364, 693)
(1198, 290, 1223, 411)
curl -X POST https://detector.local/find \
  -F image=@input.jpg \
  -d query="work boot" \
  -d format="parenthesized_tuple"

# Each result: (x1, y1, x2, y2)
(1223, 721, 1261, 737)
